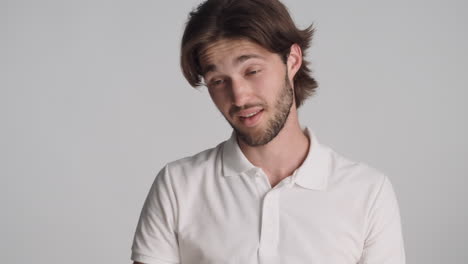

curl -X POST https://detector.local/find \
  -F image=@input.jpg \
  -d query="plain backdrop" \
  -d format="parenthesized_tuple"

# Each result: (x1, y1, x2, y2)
(2, 0, 467, 263)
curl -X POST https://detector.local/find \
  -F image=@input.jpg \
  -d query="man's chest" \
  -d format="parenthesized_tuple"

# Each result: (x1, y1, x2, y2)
(175, 176, 366, 264)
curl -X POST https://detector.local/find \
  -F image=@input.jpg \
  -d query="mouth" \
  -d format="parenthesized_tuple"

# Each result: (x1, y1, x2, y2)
(237, 109, 264, 127)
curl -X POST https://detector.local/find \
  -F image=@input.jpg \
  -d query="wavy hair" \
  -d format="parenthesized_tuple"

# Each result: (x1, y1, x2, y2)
(180, 0, 318, 108)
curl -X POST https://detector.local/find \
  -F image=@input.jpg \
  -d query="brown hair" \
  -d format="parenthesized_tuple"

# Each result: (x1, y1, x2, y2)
(180, 0, 318, 108)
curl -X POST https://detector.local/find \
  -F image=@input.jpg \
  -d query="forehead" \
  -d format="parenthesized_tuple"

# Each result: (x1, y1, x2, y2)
(199, 38, 273, 71)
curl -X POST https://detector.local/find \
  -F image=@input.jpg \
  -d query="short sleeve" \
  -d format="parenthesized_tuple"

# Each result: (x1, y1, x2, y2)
(131, 165, 180, 264)
(359, 175, 406, 264)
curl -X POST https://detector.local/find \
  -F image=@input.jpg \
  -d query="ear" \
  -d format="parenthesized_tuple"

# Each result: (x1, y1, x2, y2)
(286, 43, 302, 83)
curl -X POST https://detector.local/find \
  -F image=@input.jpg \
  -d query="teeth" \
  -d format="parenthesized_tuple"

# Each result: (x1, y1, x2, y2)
(243, 111, 259, 118)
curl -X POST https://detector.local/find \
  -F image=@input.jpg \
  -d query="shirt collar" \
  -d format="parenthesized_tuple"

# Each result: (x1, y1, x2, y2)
(293, 128, 331, 191)
(221, 131, 256, 177)
(221, 127, 332, 191)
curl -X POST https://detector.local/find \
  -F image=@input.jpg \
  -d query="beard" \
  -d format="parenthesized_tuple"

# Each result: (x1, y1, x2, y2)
(227, 74, 294, 147)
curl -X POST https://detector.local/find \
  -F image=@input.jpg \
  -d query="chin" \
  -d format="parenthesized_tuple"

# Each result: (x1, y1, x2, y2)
(236, 127, 276, 147)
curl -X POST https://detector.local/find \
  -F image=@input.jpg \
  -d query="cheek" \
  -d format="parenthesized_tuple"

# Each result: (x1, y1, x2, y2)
(254, 75, 283, 99)
(209, 90, 231, 113)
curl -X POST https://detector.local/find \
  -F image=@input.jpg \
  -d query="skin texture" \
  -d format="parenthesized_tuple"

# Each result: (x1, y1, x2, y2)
(200, 38, 310, 187)
(203, 44, 294, 146)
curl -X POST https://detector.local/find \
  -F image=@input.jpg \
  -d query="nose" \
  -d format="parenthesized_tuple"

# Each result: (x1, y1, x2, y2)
(229, 76, 251, 107)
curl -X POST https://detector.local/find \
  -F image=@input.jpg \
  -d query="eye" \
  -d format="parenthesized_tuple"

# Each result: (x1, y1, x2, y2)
(246, 69, 261, 76)
(209, 78, 226, 88)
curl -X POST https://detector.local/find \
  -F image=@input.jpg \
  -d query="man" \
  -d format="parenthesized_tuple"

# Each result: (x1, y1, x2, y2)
(131, 0, 406, 263)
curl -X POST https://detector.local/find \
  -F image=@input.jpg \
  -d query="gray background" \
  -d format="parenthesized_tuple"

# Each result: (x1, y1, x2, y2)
(2, 0, 467, 263)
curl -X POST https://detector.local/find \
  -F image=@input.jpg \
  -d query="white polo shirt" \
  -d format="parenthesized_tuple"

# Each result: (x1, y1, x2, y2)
(131, 128, 406, 264)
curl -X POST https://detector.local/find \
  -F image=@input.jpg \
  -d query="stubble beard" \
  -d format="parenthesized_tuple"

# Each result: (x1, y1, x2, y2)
(228, 75, 294, 147)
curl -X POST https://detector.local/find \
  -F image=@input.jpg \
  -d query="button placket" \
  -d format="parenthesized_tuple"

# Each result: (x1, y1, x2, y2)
(254, 169, 270, 196)
(253, 169, 293, 261)
(258, 188, 280, 258)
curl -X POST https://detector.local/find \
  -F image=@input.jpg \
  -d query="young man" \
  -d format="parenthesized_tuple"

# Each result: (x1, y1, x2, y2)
(131, 0, 406, 263)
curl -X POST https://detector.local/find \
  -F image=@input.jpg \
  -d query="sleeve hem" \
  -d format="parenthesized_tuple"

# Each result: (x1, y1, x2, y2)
(131, 251, 180, 264)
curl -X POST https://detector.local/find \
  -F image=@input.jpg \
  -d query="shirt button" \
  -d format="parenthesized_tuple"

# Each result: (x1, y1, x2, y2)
(255, 169, 262, 177)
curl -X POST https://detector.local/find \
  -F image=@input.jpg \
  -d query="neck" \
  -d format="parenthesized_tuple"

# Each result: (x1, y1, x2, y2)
(237, 107, 310, 186)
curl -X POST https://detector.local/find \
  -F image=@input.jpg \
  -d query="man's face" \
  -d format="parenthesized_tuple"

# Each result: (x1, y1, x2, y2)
(199, 38, 295, 146)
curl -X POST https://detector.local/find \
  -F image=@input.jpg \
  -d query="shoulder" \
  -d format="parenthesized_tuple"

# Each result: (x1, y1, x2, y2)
(156, 140, 226, 184)
(327, 146, 388, 194)
(168, 141, 223, 171)
(324, 146, 399, 215)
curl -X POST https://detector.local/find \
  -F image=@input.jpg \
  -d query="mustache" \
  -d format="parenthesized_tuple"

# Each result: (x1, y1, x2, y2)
(229, 103, 265, 116)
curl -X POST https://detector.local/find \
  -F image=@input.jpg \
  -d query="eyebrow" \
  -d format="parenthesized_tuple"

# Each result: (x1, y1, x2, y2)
(202, 54, 265, 75)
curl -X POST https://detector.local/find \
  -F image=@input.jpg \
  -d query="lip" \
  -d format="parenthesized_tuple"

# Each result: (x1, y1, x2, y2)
(238, 109, 264, 127)
(236, 107, 264, 118)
